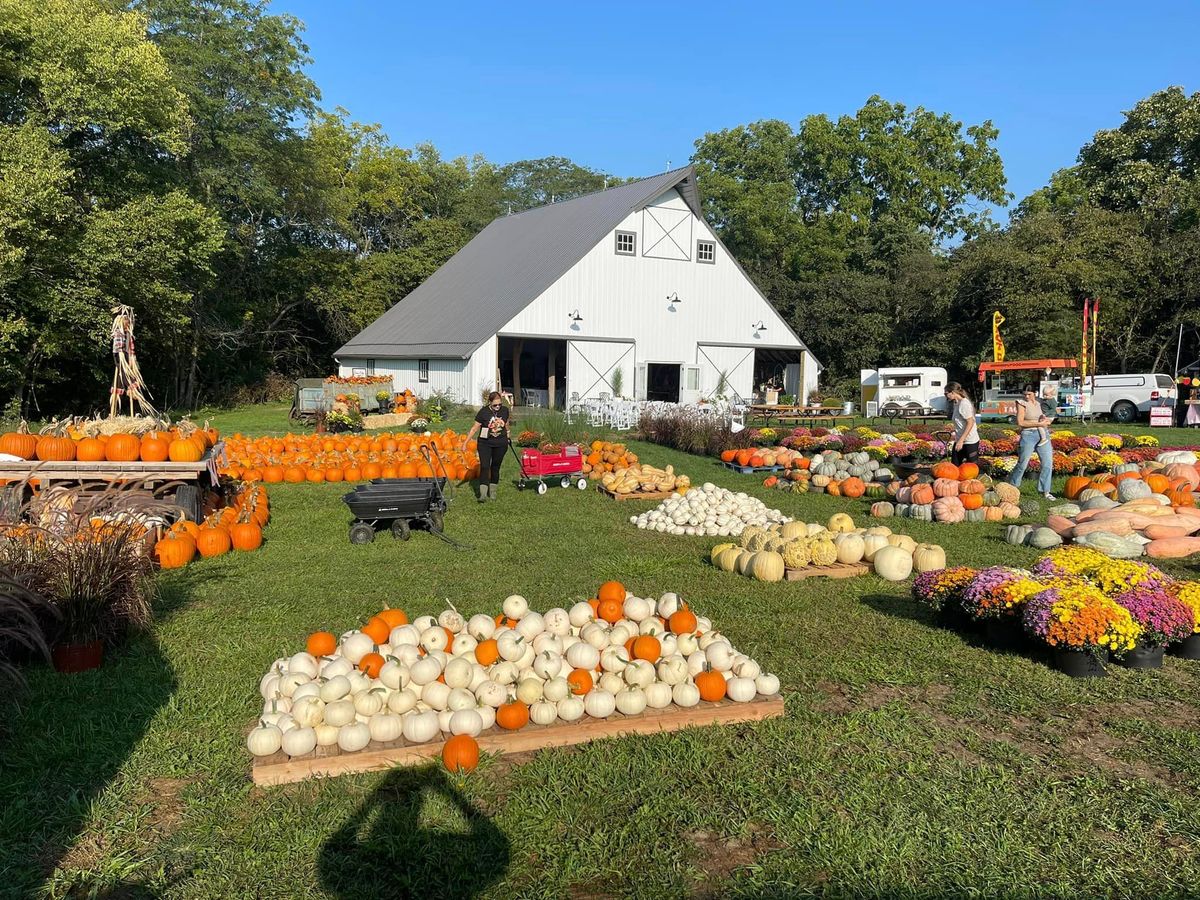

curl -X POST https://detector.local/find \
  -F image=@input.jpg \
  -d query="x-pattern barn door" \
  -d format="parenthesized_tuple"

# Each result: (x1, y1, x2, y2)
(642, 204, 692, 261)
(697, 346, 753, 403)
(568, 341, 635, 399)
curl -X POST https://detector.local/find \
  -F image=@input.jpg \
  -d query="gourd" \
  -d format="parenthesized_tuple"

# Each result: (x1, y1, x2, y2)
(1048, 503, 1081, 518)
(1005, 524, 1033, 545)
(781, 540, 810, 569)
(932, 497, 965, 523)
(1116, 479, 1152, 502)
(835, 533, 866, 565)
(1158, 450, 1198, 466)
(862, 533, 890, 562)
(726, 677, 757, 703)
(809, 536, 837, 566)
(337, 722, 371, 753)
(672, 682, 701, 707)
(998, 501, 1022, 520)
(827, 513, 855, 533)
(368, 713, 404, 743)
(1081, 495, 1118, 511)
(749, 551, 785, 582)
(912, 543, 946, 573)
(1075, 530, 1144, 559)
(872, 545, 914, 582)
(1019, 499, 1039, 517)
(870, 501, 895, 518)
(1145, 536, 1200, 559)
(992, 482, 1021, 505)
(1027, 527, 1063, 549)
(584, 689, 616, 719)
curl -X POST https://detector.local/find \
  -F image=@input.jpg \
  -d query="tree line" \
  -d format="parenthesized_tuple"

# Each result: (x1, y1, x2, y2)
(1, 0, 1197, 417)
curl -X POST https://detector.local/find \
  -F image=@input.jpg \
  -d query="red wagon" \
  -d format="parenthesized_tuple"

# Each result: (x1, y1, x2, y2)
(507, 441, 588, 495)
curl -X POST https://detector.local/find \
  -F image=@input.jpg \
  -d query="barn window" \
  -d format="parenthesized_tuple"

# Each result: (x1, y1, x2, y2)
(615, 231, 636, 255)
(419, 359, 429, 383)
(696, 240, 715, 264)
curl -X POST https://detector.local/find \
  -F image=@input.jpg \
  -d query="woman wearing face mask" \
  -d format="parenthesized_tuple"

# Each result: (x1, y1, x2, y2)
(464, 392, 510, 502)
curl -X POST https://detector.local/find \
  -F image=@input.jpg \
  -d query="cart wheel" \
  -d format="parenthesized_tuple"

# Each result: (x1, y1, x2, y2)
(577, 478, 587, 490)
(560, 476, 571, 489)
(390, 519, 411, 541)
(536, 482, 548, 495)
(428, 510, 444, 533)
(349, 523, 375, 544)
(516, 481, 525, 491)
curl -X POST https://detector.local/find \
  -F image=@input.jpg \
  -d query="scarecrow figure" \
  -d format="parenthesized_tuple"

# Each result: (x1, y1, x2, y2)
(109, 305, 157, 418)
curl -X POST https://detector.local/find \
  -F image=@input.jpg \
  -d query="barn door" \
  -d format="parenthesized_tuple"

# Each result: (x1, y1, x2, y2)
(679, 365, 701, 404)
(567, 340, 635, 400)
(634, 363, 647, 400)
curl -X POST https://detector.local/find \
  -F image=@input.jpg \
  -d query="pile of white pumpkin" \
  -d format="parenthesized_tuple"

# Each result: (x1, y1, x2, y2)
(710, 513, 947, 583)
(247, 591, 782, 759)
(630, 482, 791, 537)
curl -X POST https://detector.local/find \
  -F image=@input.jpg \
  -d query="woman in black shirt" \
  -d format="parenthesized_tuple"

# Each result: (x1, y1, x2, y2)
(464, 392, 510, 502)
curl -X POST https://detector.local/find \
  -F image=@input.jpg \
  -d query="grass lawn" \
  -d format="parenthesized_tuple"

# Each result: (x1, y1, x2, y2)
(4, 406, 1200, 897)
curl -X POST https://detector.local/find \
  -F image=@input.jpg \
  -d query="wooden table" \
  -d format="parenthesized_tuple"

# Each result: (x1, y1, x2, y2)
(747, 405, 853, 427)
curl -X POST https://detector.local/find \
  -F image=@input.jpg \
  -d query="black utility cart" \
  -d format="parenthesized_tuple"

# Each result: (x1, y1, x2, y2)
(342, 477, 448, 543)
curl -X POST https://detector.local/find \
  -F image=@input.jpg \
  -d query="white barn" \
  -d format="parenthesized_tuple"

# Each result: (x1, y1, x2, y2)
(335, 166, 820, 407)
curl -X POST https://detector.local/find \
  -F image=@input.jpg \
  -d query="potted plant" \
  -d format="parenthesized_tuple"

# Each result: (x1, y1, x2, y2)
(1022, 582, 1140, 677)
(1110, 584, 1194, 670)
(1167, 582, 1200, 658)
(961, 567, 1045, 650)
(376, 390, 392, 413)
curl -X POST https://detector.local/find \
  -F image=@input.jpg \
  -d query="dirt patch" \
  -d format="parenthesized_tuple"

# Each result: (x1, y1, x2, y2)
(145, 776, 194, 833)
(687, 822, 783, 897)
(816, 681, 1193, 788)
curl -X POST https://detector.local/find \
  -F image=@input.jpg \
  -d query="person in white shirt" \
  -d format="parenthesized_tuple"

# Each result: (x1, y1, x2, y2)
(943, 383, 979, 466)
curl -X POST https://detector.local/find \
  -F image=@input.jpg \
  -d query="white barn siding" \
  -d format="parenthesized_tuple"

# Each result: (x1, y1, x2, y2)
(467, 339, 499, 405)
(338, 357, 468, 399)
(497, 188, 810, 400)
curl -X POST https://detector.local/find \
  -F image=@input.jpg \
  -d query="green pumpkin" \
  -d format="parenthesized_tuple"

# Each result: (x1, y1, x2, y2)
(1027, 527, 1063, 549)
(981, 490, 1000, 508)
(1019, 499, 1039, 517)
(964, 507, 986, 523)
(894, 502, 910, 518)
(865, 482, 886, 498)
(1048, 502, 1081, 518)
(909, 504, 934, 522)
(1006, 524, 1034, 545)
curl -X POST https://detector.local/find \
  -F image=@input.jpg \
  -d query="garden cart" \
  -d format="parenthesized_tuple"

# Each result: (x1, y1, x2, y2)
(342, 446, 469, 547)
(507, 441, 587, 495)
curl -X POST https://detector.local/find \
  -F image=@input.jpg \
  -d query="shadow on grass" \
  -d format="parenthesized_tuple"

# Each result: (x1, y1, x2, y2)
(0, 632, 175, 896)
(319, 766, 510, 899)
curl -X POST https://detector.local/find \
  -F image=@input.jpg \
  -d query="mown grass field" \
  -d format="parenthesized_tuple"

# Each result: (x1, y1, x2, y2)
(3, 406, 1200, 897)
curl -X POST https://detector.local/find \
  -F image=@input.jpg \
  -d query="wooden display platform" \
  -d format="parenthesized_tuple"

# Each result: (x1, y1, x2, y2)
(251, 695, 785, 786)
(721, 462, 782, 475)
(0, 444, 223, 489)
(785, 562, 869, 581)
(598, 486, 678, 501)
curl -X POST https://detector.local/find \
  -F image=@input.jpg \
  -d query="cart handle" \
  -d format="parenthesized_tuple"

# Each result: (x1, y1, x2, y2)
(418, 444, 454, 502)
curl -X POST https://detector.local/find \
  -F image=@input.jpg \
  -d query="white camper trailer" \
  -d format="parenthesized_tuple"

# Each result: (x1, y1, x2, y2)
(861, 367, 950, 419)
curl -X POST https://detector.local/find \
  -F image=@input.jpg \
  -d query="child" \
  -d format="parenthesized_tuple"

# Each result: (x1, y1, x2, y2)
(1036, 385, 1057, 449)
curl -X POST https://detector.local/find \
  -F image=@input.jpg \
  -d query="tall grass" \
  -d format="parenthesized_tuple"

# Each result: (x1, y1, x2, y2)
(637, 407, 752, 457)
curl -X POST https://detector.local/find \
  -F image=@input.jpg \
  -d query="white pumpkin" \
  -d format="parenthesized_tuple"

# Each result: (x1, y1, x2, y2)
(319, 674, 351, 702)
(408, 656, 442, 686)
(656, 592, 682, 618)
(912, 543, 947, 574)
(246, 723, 283, 756)
(672, 682, 701, 708)
(644, 681, 673, 709)
(503, 594, 529, 620)
(530, 700, 558, 726)
(378, 660, 409, 691)
(615, 687, 647, 716)
(726, 676, 757, 702)
(475, 704, 496, 731)
(755, 673, 780, 696)
(419, 625, 450, 653)
(340, 632, 374, 664)
(387, 689, 418, 715)
(624, 659, 656, 688)
(467, 614, 496, 641)
(420, 681, 451, 710)
(542, 676, 570, 702)
(565, 642, 600, 671)
(584, 689, 616, 719)
(443, 657, 474, 689)
(273, 713, 296, 733)
(568, 601, 595, 628)
(452, 633, 478, 657)
(600, 646, 631, 673)
(542, 607, 571, 636)
(287, 652, 319, 679)
(532, 633, 563, 656)
(835, 532, 866, 565)
(278, 672, 309, 698)
(449, 707, 483, 736)
(496, 630, 526, 661)
(323, 700, 356, 728)
(389, 624, 420, 647)
(446, 687, 476, 711)
(704, 641, 735, 671)
(532, 651, 563, 680)
(598, 672, 624, 695)
(580, 622, 609, 649)
(490, 660, 519, 686)
(516, 677, 544, 705)
(259, 672, 280, 699)
(314, 723, 340, 746)
(437, 607, 465, 634)
(887, 533, 917, 553)
(337, 721, 371, 753)
(557, 696, 585, 722)
(675, 633, 699, 656)
(291, 682, 320, 702)
(686, 651, 707, 677)
(390, 644, 421, 667)
(403, 710, 441, 744)
(320, 655, 353, 678)
(623, 595, 652, 622)
(437, 709, 455, 733)
(862, 533, 890, 562)
(515, 611, 545, 639)
(345, 671, 372, 694)
(291, 696, 325, 728)
(368, 713, 404, 743)
(656, 655, 689, 686)
(638, 618, 665, 637)
(608, 622, 635, 647)
(873, 544, 915, 582)
(474, 680, 508, 708)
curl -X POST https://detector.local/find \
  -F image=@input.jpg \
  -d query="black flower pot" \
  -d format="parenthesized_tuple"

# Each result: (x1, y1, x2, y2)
(983, 617, 1025, 651)
(1168, 633, 1200, 660)
(935, 604, 973, 632)
(1114, 642, 1165, 670)
(1053, 647, 1108, 678)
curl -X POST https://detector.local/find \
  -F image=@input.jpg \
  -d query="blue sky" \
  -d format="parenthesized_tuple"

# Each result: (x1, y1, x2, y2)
(274, 0, 1198, 216)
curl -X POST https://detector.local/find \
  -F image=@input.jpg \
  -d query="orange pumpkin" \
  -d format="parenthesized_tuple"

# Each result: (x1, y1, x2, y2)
(597, 581, 626, 604)
(669, 607, 697, 634)
(307, 631, 337, 656)
(496, 701, 530, 730)
(475, 638, 500, 666)
(931, 461, 960, 481)
(957, 462, 980, 480)
(377, 607, 409, 628)
(155, 530, 196, 569)
(76, 437, 106, 461)
(358, 652, 385, 678)
(442, 734, 480, 772)
(960, 493, 984, 511)
(567, 668, 593, 695)
(140, 434, 170, 462)
(35, 434, 75, 461)
(0, 425, 37, 459)
(910, 484, 935, 506)
(229, 520, 263, 551)
(1064, 475, 1091, 500)
(840, 477, 866, 498)
(362, 615, 391, 644)
(195, 525, 231, 558)
(631, 635, 661, 661)
(695, 669, 726, 702)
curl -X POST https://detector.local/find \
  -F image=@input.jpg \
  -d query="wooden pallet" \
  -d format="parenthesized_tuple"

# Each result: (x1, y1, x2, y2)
(785, 562, 869, 581)
(0, 445, 223, 489)
(251, 695, 785, 786)
(597, 487, 678, 501)
(721, 462, 781, 475)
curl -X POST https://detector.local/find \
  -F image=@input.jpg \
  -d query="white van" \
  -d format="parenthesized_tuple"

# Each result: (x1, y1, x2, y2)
(1087, 373, 1177, 423)
(861, 367, 949, 418)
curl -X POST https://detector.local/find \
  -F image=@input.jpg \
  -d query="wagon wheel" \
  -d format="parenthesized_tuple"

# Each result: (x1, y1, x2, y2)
(536, 482, 548, 495)
(560, 476, 572, 489)
(349, 522, 375, 544)
(427, 510, 444, 533)
(390, 519, 411, 541)
(576, 478, 587, 490)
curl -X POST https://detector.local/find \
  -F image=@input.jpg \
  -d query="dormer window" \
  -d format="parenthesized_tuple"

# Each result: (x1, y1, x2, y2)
(615, 231, 636, 256)
(696, 240, 715, 264)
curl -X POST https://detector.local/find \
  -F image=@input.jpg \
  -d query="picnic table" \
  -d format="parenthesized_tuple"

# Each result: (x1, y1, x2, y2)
(747, 405, 854, 427)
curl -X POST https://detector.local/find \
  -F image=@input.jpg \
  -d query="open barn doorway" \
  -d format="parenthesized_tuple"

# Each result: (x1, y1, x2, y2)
(753, 348, 801, 402)
(498, 337, 566, 408)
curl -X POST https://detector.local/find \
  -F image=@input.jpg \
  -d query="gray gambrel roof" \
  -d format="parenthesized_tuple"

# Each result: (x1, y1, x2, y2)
(335, 166, 812, 361)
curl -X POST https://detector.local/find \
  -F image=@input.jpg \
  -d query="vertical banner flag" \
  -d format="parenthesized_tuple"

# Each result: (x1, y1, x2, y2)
(992, 310, 1006, 363)
(1091, 297, 1099, 389)
(1081, 298, 1090, 383)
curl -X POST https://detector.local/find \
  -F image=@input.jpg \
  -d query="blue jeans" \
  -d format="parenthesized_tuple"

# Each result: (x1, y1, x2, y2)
(1009, 429, 1052, 493)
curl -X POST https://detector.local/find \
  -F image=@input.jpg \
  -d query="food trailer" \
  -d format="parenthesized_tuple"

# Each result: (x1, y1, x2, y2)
(977, 358, 1089, 422)
(860, 367, 950, 419)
